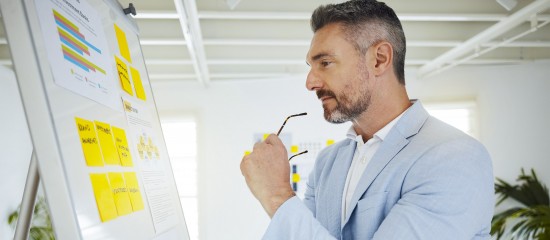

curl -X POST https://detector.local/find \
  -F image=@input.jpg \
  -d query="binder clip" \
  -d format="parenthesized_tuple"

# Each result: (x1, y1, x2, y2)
(123, 3, 136, 16)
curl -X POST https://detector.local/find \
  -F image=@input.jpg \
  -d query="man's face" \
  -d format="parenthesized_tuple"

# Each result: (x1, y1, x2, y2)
(306, 23, 373, 123)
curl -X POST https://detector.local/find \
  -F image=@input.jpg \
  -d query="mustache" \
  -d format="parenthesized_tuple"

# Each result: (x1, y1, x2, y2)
(316, 89, 337, 99)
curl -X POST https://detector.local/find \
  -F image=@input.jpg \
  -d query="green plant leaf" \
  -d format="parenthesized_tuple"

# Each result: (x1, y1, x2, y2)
(8, 210, 19, 227)
(6, 196, 55, 239)
(495, 168, 550, 208)
(492, 169, 550, 239)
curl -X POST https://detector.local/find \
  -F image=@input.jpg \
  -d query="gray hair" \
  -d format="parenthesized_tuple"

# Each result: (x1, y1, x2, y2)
(311, 0, 406, 84)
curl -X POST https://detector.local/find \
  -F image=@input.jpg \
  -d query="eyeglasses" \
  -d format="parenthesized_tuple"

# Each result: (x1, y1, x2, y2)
(276, 113, 308, 161)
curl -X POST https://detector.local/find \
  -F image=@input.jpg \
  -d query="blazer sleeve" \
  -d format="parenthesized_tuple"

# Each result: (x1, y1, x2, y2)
(263, 146, 338, 240)
(262, 196, 337, 240)
(372, 138, 494, 240)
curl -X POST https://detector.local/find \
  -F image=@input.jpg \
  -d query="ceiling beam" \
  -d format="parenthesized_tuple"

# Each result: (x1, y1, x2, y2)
(134, 11, 179, 19)
(136, 38, 550, 48)
(134, 10, 550, 22)
(417, 0, 550, 78)
(139, 58, 532, 66)
(1, 37, 549, 48)
(149, 73, 292, 80)
(0, 57, 540, 66)
(0, 58, 536, 68)
(174, 0, 210, 86)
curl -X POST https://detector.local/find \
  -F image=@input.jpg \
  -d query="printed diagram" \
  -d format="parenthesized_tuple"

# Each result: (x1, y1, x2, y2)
(137, 133, 160, 160)
(55, 10, 105, 76)
(52, 8, 109, 92)
(36, 0, 120, 110)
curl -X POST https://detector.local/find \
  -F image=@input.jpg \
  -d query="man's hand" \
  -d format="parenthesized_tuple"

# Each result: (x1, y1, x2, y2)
(240, 134, 296, 218)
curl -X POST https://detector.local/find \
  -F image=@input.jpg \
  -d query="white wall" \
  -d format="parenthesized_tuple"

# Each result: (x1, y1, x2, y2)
(1, 59, 548, 239)
(0, 66, 34, 239)
(152, 60, 550, 240)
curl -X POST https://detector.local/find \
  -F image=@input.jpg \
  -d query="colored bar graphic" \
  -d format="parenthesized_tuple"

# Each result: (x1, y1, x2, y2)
(53, 10, 83, 39)
(62, 45, 106, 74)
(53, 10, 101, 54)
(53, 9, 106, 75)
(58, 27, 90, 55)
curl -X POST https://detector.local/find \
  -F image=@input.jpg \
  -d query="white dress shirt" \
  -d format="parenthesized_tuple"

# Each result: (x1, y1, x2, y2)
(342, 112, 405, 222)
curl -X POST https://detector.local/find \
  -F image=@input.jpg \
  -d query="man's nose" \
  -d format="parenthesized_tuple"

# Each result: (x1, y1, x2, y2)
(306, 70, 322, 91)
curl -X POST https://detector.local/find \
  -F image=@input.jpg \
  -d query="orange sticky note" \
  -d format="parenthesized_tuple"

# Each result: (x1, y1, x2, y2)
(114, 24, 131, 63)
(112, 126, 133, 167)
(115, 56, 133, 96)
(123, 172, 144, 211)
(90, 173, 118, 222)
(94, 121, 120, 165)
(75, 117, 103, 166)
(130, 66, 146, 101)
(108, 172, 133, 216)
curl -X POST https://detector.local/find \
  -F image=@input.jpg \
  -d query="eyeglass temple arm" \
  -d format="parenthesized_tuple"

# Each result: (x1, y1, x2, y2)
(276, 112, 307, 136)
(289, 150, 308, 161)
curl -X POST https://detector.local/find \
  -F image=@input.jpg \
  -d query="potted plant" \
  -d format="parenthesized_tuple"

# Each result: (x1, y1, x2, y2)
(491, 168, 550, 239)
(7, 196, 55, 240)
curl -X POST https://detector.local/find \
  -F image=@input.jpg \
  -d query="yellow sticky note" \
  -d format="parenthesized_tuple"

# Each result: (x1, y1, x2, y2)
(326, 139, 335, 146)
(263, 134, 269, 140)
(90, 173, 118, 222)
(130, 66, 146, 101)
(123, 172, 144, 211)
(115, 56, 133, 96)
(147, 137, 153, 159)
(137, 135, 145, 159)
(244, 151, 251, 156)
(108, 172, 133, 216)
(94, 121, 120, 165)
(292, 173, 301, 183)
(112, 126, 133, 167)
(114, 24, 131, 63)
(290, 145, 299, 154)
(75, 117, 103, 166)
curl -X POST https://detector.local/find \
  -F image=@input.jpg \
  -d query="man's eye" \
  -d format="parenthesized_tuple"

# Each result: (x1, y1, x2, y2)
(321, 61, 331, 67)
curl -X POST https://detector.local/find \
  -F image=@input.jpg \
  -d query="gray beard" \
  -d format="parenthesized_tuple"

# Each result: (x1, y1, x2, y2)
(324, 91, 371, 124)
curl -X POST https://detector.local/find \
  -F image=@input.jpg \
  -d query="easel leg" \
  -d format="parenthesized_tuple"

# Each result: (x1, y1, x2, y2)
(14, 151, 39, 240)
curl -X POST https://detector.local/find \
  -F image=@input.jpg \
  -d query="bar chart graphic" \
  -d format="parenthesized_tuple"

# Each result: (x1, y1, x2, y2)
(35, 0, 120, 110)
(54, 10, 105, 74)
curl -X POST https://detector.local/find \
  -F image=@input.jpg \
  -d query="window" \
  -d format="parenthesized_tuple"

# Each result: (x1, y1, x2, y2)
(161, 119, 198, 240)
(425, 101, 478, 138)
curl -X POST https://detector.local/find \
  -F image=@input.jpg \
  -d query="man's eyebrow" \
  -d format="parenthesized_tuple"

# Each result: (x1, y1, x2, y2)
(306, 53, 332, 66)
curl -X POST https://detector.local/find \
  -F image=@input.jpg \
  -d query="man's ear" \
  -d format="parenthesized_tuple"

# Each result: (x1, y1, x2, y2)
(372, 41, 393, 77)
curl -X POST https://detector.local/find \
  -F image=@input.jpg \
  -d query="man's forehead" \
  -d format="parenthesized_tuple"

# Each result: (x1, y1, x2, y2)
(306, 26, 345, 62)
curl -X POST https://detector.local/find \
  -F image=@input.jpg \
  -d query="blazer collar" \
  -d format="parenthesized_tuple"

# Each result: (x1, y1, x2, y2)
(341, 100, 429, 226)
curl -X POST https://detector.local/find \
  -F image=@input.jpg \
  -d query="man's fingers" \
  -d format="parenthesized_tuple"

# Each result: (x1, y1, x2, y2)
(241, 154, 256, 180)
(264, 134, 283, 145)
(253, 141, 263, 150)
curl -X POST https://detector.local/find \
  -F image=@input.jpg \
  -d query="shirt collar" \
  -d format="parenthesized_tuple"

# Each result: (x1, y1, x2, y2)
(346, 109, 408, 143)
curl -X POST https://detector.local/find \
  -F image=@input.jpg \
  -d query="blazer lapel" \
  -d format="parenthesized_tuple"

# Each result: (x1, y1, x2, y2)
(341, 101, 429, 226)
(341, 134, 408, 225)
(322, 139, 356, 236)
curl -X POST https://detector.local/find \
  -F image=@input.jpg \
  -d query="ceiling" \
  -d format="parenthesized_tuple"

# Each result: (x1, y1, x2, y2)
(1, 0, 550, 86)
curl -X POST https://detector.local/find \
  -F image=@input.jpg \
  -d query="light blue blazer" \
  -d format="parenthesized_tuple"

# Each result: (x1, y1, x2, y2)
(263, 101, 494, 239)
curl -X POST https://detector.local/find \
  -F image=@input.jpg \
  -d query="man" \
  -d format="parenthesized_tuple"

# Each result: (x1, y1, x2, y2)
(240, 0, 494, 239)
